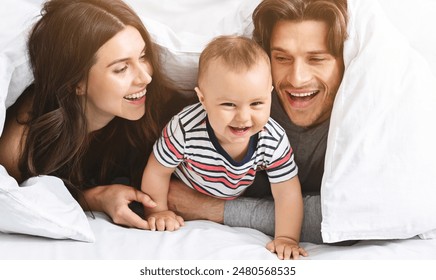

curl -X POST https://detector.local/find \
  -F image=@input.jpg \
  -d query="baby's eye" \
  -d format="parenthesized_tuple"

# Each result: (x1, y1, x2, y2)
(221, 103, 236, 107)
(251, 101, 263, 106)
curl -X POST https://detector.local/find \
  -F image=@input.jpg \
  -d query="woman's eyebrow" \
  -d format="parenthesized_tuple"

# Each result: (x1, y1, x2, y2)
(106, 47, 147, 68)
(107, 58, 129, 68)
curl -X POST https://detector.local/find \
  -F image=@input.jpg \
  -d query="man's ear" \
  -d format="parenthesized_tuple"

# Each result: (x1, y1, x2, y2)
(195, 86, 205, 105)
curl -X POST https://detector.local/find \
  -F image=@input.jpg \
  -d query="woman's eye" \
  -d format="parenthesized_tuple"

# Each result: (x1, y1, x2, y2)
(114, 66, 128, 74)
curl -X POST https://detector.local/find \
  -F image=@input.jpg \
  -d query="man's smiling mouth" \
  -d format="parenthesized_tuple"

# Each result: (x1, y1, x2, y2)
(288, 90, 320, 101)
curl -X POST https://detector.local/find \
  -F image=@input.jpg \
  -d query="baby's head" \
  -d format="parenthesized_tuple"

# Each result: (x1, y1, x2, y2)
(195, 36, 273, 146)
(196, 35, 271, 88)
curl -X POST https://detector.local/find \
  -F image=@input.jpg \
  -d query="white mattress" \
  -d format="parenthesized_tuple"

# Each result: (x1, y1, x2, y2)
(1, 212, 436, 260)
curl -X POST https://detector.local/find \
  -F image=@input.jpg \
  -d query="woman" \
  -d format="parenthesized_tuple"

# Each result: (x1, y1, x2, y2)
(0, 0, 190, 229)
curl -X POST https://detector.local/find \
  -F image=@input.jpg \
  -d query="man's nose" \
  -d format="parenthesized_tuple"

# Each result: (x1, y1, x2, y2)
(287, 60, 311, 87)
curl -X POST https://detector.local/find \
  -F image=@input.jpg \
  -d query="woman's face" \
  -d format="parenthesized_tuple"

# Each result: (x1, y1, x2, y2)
(78, 25, 153, 132)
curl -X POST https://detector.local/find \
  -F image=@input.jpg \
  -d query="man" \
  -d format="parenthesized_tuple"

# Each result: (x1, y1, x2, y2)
(167, 0, 348, 244)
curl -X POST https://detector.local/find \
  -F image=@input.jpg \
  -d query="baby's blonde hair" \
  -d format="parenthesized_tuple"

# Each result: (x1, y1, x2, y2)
(197, 35, 270, 86)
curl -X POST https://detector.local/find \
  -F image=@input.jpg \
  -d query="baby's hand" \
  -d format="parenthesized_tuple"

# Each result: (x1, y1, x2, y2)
(266, 237, 308, 260)
(146, 210, 184, 231)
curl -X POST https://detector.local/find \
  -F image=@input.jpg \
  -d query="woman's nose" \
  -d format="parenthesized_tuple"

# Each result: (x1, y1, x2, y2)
(135, 62, 153, 86)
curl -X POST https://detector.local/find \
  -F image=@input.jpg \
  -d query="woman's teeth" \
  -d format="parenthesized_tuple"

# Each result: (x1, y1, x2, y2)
(124, 89, 146, 101)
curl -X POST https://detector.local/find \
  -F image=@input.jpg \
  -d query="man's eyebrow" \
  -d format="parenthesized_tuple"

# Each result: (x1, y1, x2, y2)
(307, 50, 330, 55)
(270, 46, 287, 52)
(270, 47, 330, 55)
(106, 47, 147, 68)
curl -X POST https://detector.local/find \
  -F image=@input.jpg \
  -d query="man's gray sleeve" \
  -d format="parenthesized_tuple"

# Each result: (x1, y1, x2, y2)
(223, 195, 323, 244)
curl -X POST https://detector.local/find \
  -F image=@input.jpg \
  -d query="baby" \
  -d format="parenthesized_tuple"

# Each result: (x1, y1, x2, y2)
(141, 35, 307, 260)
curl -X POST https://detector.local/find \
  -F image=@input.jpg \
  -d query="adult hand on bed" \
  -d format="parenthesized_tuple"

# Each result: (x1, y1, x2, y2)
(81, 184, 157, 230)
(266, 237, 308, 260)
(145, 210, 185, 231)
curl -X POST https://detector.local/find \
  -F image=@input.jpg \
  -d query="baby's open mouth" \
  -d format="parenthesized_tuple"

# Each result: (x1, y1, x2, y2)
(230, 126, 250, 133)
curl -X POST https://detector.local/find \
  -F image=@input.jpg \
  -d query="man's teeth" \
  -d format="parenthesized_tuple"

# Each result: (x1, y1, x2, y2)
(124, 89, 146, 100)
(290, 91, 318, 97)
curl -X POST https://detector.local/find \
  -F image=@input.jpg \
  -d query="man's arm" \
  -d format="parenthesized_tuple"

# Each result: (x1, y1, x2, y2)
(168, 177, 324, 244)
(168, 178, 224, 223)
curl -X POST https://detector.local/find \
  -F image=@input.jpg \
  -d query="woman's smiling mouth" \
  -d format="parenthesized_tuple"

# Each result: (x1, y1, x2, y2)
(124, 88, 146, 101)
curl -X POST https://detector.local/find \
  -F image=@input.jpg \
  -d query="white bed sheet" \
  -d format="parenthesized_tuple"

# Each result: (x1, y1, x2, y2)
(1, 212, 436, 260)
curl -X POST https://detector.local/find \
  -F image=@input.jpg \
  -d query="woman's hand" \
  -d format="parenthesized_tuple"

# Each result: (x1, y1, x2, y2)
(80, 184, 156, 229)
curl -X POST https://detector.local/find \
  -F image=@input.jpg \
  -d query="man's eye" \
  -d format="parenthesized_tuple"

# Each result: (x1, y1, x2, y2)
(274, 56, 289, 62)
(310, 57, 326, 62)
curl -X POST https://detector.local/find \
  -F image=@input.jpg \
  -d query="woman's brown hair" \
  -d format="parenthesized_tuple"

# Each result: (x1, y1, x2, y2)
(17, 0, 173, 195)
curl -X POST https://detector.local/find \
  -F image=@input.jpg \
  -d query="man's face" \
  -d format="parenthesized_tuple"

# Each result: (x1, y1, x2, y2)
(270, 20, 344, 127)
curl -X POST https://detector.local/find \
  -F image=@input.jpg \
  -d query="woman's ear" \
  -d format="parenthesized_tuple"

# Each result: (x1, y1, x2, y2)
(76, 82, 85, 96)
(195, 86, 205, 105)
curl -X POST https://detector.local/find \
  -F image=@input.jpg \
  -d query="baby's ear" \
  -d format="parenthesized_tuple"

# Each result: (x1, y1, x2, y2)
(195, 87, 205, 104)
